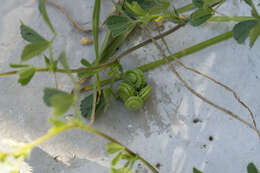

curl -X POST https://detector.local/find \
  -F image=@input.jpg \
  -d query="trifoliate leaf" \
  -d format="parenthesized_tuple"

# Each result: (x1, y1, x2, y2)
(18, 67, 36, 86)
(80, 91, 106, 119)
(106, 15, 136, 37)
(249, 23, 260, 47)
(80, 58, 92, 67)
(193, 168, 203, 173)
(232, 19, 258, 44)
(124, 1, 147, 16)
(247, 163, 259, 173)
(21, 41, 50, 61)
(106, 142, 125, 155)
(190, 8, 214, 26)
(111, 152, 122, 166)
(43, 88, 73, 117)
(38, 0, 56, 33)
(192, 0, 204, 8)
(9, 63, 30, 68)
(20, 23, 47, 43)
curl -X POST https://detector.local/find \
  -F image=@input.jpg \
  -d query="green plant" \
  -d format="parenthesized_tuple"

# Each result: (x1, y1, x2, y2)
(0, 0, 260, 172)
(193, 162, 259, 173)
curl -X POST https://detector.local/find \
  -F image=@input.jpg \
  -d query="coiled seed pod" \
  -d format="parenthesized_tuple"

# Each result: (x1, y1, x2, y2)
(117, 82, 136, 102)
(138, 85, 152, 100)
(124, 69, 146, 90)
(125, 96, 143, 111)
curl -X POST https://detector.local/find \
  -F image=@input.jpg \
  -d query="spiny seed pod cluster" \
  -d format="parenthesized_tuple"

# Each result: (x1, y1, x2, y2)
(117, 69, 152, 110)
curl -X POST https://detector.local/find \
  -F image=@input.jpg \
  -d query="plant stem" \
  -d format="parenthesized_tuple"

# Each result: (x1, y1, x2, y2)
(10, 123, 76, 157)
(76, 122, 159, 173)
(7, 120, 158, 173)
(208, 16, 255, 22)
(83, 31, 233, 91)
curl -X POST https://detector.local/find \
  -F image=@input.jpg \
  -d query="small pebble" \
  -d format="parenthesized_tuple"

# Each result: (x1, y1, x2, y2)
(80, 37, 92, 45)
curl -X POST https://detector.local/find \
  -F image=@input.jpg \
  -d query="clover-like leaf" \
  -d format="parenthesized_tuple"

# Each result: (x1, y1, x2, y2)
(247, 163, 259, 173)
(80, 91, 106, 119)
(249, 23, 260, 47)
(20, 23, 47, 43)
(232, 19, 258, 44)
(106, 15, 136, 37)
(18, 67, 36, 86)
(39, 0, 56, 33)
(193, 168, 203, 173)
(43, 88, 73, 117)
(190, 8, 214, 26)
(106, 142, 125, 155)
(21, 41, 50, 61)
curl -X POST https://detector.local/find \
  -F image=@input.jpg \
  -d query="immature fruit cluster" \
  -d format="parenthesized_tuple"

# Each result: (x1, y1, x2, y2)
(117, 69, 152, 110)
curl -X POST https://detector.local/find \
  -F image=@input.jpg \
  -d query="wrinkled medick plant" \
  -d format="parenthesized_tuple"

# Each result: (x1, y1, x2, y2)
(0, 0, 260, 172)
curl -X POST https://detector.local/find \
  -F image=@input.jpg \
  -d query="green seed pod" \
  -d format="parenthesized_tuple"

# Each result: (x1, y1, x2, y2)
(124, 69, 146, 90)
(118, 82, 136, 102)
(125, 96, 143, 111)
(138, 85, 152, 100)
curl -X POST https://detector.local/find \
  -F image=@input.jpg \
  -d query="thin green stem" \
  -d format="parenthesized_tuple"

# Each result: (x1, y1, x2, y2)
(209, 16, 256, 22)
(83, 31, 233, 91)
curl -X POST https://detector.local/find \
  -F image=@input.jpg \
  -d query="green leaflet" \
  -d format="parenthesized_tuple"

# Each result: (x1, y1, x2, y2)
(38, 0, 56, 33)
(20, 23, 47, 43)
(51, 94, 73, 117)
(249, 23, 260, 47)
(100, 25, 135, 63)
(232, 19, 258, 44)
(247, 163, 259, 173)
(242, 0, 260, 19)
(21, 41, 50, 61)
(111, 152, 122, 166)
(92, 0, 101, 63)
(9, 63, 30, 68)
(126, 0, 153, 11)
(106, 15, 136, 37)
(80, 58, 92, 67)
(193, 168, 203, 173)
(190, 8, 214, 26)
(18, 67, 36, 86)
(106, 142, 125, 154)
(148, 0, 171, 14)
(124, 1, 147, 16)
(43, 88, 73, 117)
(80, 91, 106, 119)
(192, 0, 204, 8)
(111, 167, 132, 173)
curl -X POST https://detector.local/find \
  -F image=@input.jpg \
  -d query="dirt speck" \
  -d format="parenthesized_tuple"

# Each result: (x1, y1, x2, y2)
(193, 118, 202, 124)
